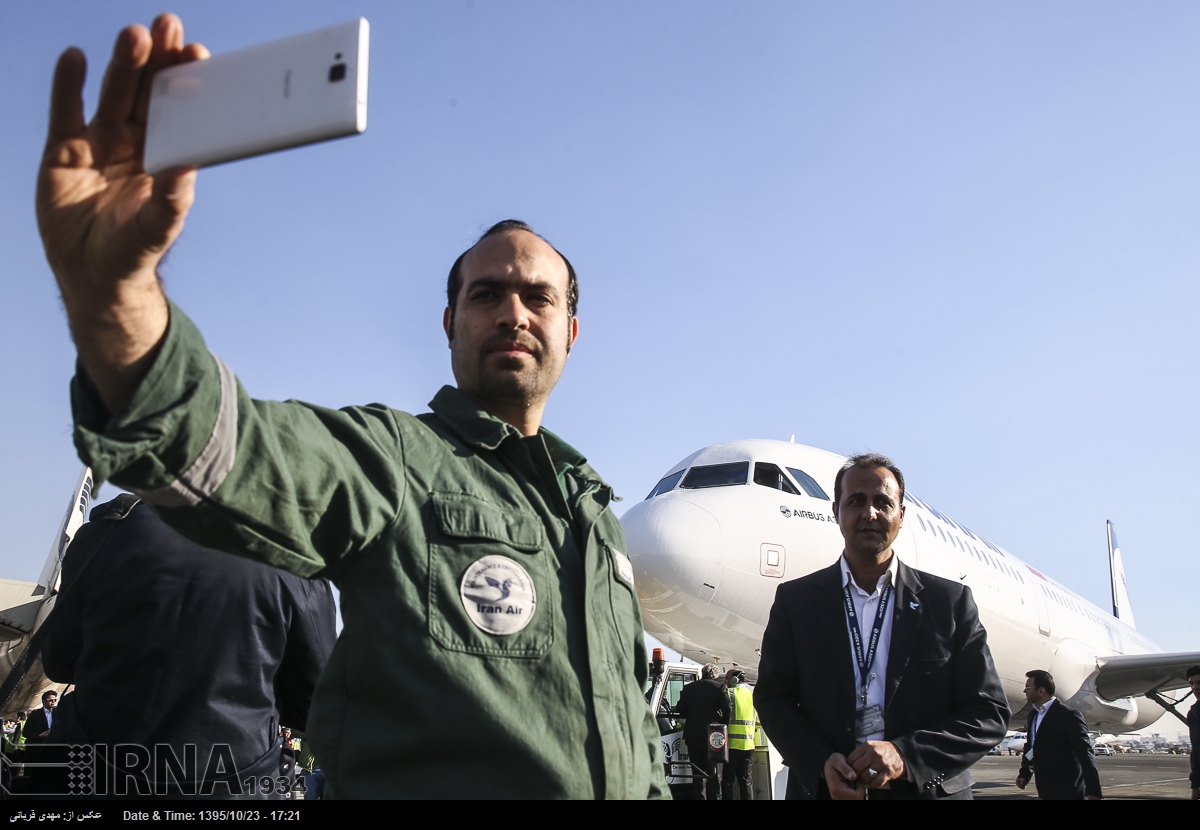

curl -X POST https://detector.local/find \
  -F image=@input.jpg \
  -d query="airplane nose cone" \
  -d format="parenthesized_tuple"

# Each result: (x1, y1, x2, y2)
(621, 496, 724, 604)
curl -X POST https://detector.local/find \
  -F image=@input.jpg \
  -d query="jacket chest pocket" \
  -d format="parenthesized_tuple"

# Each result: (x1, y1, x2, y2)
(427, 492, 554, 658)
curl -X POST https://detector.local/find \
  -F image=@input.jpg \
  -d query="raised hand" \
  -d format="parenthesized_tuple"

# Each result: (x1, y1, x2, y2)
(36, 14, 208, 413)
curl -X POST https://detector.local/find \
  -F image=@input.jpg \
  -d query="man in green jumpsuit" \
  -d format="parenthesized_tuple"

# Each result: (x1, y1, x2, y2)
(35, 14, 667, 799)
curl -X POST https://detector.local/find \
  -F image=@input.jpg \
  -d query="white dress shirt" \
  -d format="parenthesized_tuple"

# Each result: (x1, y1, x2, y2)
(840, 554, 899, 744)
(1026, 697, 1055, 760)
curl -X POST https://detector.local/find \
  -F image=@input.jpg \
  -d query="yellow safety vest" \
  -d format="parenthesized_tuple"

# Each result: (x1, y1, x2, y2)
(727, 686, 757, 751)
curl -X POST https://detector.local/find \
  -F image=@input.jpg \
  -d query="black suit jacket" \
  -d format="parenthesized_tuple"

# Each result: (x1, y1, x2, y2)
(674, 678, 730, 746)
(42, 498, 337, 786)
(754, 559, 1009, 799)
(1189, 703, 1199, 790)
(22, 708, 52, 746)
(1017, 701, 1102, 799)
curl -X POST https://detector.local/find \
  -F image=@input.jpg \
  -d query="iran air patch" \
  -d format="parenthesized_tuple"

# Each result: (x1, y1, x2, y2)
(460, 555, 537, 636)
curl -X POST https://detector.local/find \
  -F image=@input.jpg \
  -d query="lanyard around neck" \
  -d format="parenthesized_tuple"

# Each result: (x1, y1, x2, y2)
(842, 579, 893, 705)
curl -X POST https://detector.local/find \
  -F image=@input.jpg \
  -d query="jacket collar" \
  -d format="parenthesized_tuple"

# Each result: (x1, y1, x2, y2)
(1034, 698, 1056, 716)
(428, 385, 594, 479)
(885, 558, 925, 711)
(839, 552, 900, 597)
(429, 386, 523, 451)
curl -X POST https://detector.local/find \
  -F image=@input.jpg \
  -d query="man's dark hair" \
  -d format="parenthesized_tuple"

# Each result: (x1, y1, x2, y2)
(41, 691, 57, 703)
(1187, 665, 1200, 680)
(1026, 669, 1055, 697)
(833, 453, 906, 505)
(445, 219, 579, 335)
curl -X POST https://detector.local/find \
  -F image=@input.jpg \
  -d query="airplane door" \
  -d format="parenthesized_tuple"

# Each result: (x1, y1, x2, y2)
(1034, 588, 1051, 637)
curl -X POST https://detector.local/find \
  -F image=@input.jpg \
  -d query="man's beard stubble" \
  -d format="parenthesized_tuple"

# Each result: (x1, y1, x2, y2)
(465, 334, 562, 409)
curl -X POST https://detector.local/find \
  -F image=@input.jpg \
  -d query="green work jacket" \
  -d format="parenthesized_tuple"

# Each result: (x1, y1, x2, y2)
(72, 304, 668, 800)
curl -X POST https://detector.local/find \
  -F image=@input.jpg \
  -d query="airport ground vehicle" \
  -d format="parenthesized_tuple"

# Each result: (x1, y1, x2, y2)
(1092, 743, 1114, 756)
(646, 649, 785, 799)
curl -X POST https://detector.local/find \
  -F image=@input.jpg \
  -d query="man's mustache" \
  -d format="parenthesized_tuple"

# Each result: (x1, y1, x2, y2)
(483, 334, 541, 357)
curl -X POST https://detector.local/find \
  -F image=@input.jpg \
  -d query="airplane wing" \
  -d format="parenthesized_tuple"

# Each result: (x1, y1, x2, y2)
(1095, 651, 1200, 700)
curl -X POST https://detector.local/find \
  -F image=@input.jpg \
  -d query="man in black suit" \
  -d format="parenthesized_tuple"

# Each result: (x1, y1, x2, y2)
(1188, 666, 1200, 801)
(673, 663, 730, 800)
(41, 496, 336, 798)
(755, 453, 1009, 800)
(1015, 670, 1102, 799)
(23, 691, 58, 745)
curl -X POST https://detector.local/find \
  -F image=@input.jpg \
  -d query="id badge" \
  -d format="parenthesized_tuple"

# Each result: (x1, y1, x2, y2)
(854, 704, 885, 739)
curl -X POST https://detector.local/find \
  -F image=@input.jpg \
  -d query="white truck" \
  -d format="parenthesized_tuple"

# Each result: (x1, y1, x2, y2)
(645, 649, 787, 799)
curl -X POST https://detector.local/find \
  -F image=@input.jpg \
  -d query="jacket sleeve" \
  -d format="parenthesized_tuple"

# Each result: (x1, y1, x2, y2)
(753, 584, 838, 797)
(1190, 710, 1199, 789)
(40, 520, 104, 684)
(71, 303, 406, 578)
(273, 576, 338, 731)
(1017, 714, 1033, 782)
(1069, 707, 1103, 798)
(890, 585, 1010, 789)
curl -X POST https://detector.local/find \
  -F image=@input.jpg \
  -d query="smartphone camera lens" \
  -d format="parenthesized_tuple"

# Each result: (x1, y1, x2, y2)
(328, 63, 347, 82)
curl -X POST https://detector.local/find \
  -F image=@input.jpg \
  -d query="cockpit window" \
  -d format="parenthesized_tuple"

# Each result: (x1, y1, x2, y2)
(645, 470, 685, 500)
(754, 463, 801, 495)
(680, 462, 749, 489)
(786, 467, 830, 500)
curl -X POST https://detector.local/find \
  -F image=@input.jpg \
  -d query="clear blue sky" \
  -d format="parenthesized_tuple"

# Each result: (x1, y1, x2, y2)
(2, 2, 1197, 655)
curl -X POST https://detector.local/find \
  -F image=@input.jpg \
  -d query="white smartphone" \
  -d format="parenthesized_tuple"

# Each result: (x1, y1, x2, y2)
(144, 18, 369, 174)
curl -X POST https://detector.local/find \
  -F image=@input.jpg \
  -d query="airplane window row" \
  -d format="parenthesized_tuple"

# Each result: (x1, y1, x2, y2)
(644, 461, 829, 500)
(1038, 582, 1149, 649)
(907, 494, 1007, 559)
(913, 513, 1025, 584)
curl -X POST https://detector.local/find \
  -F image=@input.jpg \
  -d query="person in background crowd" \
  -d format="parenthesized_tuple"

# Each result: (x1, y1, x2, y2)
(1187, 665, 1200, 800)
(723, 669, 758, 800)
(23, 691, 57, 746)
(43, 497, 336, 798)
(1015, 670, 1101, 800)
(674, 664, 729, 800)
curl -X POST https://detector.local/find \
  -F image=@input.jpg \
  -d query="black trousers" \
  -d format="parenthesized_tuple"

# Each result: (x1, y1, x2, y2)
(684, 739, 722, 800)
(722, 748, 754, 800)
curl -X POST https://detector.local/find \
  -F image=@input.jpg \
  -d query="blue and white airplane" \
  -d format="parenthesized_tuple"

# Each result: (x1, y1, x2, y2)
(622, 439, 1198, 731)
(0, 468, 93, 715)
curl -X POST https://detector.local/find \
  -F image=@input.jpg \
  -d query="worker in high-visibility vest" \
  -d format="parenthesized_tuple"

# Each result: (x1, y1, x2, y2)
(724, 669, 759, 800)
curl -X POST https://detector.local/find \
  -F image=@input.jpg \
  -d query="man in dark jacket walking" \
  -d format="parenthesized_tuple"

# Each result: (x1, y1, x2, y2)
(1016, 670, 1102, 800)
(1187, 665, 1200, 801)
(673, 664, 730, 800)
